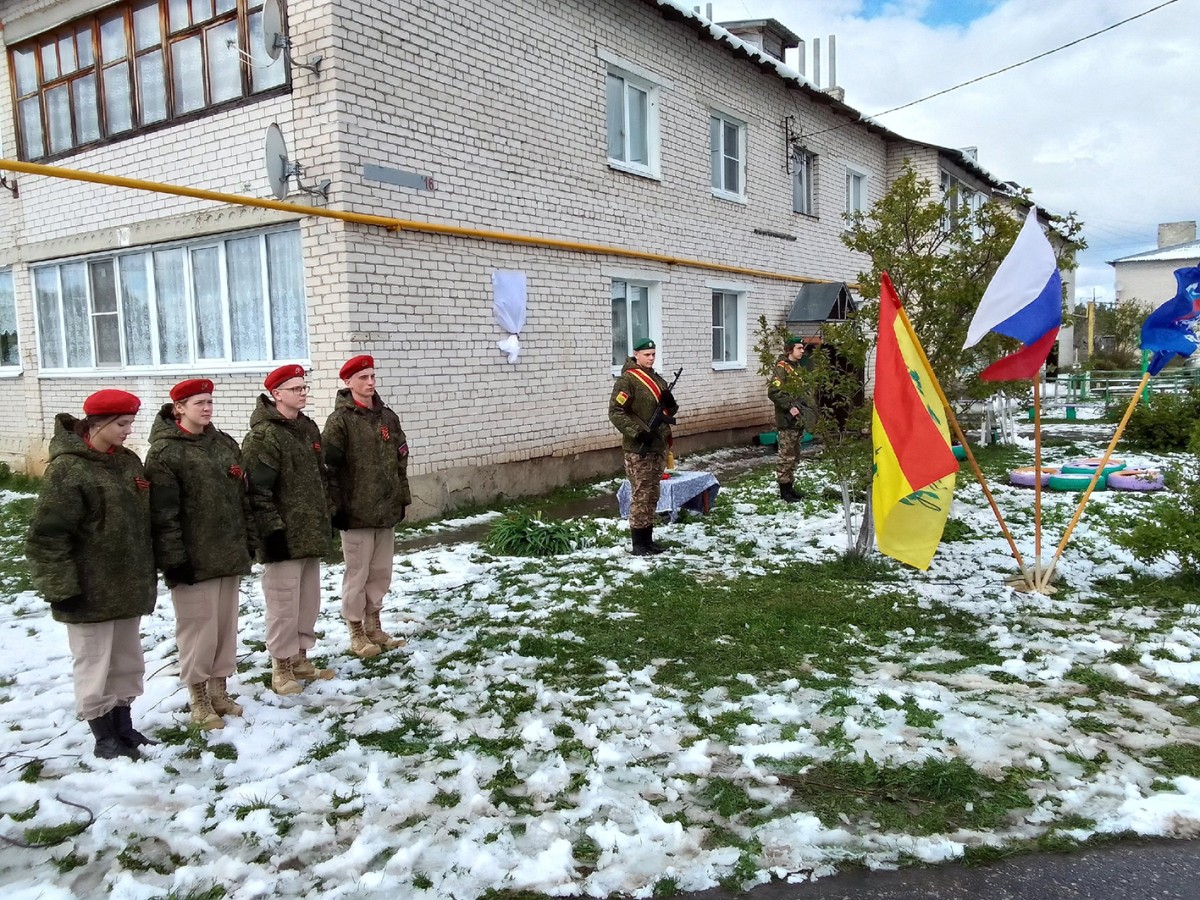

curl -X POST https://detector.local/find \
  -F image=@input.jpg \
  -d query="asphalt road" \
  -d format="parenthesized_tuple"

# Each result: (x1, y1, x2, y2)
(683, 838, 1200, 900)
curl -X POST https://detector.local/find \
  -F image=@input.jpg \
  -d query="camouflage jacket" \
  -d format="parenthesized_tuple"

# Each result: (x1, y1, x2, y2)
(25, 414, 157, 624)
(609, 358, 676, 453)
(767, 354, 816, 432)
(145, 405, 254, 586)
(322, 389, 411, 530)
(241, 394, 332, 562)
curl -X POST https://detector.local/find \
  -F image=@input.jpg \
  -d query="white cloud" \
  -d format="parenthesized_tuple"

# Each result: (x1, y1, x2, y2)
(729, 0, 1199, 303)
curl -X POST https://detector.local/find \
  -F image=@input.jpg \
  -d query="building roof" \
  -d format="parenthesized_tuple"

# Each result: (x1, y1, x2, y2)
(786, 282, 857, 324)
(1108, 240, 1200, 265)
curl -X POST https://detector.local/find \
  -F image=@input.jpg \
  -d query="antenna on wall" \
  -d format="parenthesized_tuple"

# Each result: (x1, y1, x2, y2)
(264, 123, 330, 201)
(263, 0, 322, 76)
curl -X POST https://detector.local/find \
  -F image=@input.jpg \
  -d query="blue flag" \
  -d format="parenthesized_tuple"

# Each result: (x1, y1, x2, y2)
(1140, 266, 1200, 376)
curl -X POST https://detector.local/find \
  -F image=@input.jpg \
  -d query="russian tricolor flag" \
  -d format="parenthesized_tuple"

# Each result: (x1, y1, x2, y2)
(963, 207, 1063, 381)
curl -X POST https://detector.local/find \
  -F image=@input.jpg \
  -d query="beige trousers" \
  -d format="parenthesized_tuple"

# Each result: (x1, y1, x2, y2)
(172, 575, 241, 685)
(66, 617, 145, 721)
(261, 558, 322, 660)
(340, 527, 395, 622)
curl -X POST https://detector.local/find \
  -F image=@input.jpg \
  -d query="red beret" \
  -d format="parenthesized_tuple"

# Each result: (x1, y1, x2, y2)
(339, 355, 375, 380)
(264, 364, 306, 391)
(83, 389, 141, 417)
(170, 378, 214, 402)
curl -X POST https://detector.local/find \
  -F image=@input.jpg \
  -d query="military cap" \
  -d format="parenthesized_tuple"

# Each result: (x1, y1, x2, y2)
(784, 335, 805, 347)
(170, 378, 214, 402)
(634, 338, 656, 352)
(83, 389, 141, 416)
(339, 354, 375, 380)
(265, 364, 306, 391)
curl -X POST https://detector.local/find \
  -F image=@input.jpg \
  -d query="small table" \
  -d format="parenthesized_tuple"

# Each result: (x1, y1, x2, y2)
(617, 470, 721, 523)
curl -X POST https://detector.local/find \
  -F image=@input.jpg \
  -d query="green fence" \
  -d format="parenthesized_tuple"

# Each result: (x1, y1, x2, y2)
(1064, 368, 1200, 406)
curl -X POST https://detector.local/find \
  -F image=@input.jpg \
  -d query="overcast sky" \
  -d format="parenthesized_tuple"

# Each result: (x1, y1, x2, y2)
(716, 0, 1196, 305)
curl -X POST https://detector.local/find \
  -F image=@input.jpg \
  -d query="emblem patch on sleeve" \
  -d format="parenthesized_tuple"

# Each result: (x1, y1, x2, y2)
(615, 391, 630, 406)
(771, 379, 781, 388)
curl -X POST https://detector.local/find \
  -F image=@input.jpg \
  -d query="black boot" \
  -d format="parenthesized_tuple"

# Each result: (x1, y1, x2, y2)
(112, 704, 156, 748)
(87, 711, 141, 761)
(631, 527, 665, 556)
(645, 526, 667, 554)
(779, 482, 803, 503)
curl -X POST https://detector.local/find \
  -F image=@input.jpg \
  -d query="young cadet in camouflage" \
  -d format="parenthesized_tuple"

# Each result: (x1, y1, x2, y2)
(768, 336, 818, 503)
(241, 365, 334, 695)
(323, 355, 411, 658)
(25, 390, 157, 761)
(609, 338, 678, 556)
(145, 378, 253, 730)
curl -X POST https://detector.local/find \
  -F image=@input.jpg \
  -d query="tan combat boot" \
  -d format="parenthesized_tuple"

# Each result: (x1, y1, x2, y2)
(187, 682, 224, 730)
(347, 620, 381, 658)
(291, 648, 335, 681)
(271, 657, 302, 695)
(207, 676, 244, 717)
(365, 609, 405, 650)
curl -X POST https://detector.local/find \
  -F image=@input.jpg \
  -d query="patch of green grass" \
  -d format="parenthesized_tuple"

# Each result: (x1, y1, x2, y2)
(19, 759, 43, 783)
(1071, 715, 1113, 735)
(8, 800, 39, 822)
(356, 717, 444, 758)
(51, 851, 88, 873)
(1149, 743, 1200, 778)
(25, 821, 92, 845)
(1065, 665, 1135, 698)
(484, 512, 587, 557)
(902, 697, 939, 730)
(702, 777, 757, 818)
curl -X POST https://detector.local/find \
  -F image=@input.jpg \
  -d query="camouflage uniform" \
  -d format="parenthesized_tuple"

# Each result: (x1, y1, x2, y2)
(242, 394, 332, 662)
(323, 389, 410, 638)
(145, 405, 253, 690)
(25, 414, 157, 722)
(768, 353, 816, 487)
(609, 358, 677, 532)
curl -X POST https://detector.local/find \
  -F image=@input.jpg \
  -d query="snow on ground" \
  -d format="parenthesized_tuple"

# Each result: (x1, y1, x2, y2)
(1, 434, 1198, 898)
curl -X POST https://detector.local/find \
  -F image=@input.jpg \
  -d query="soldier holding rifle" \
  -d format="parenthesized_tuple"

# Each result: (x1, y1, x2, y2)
(609, 339, 680, 556)
(768, 335, 819, 503)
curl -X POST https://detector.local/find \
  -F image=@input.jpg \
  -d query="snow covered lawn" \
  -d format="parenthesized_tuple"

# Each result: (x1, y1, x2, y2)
(2, 437, 1199, 899)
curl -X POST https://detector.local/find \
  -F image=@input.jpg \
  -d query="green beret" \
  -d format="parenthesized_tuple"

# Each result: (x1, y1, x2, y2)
(785, 335, 804, 347)
(634, 338, 656, 351)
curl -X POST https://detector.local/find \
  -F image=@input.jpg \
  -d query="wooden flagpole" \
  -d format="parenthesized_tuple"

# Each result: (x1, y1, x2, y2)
(895, 305, 1029, 578)
(1037, 370, 1152, 591)
(1033, 376, 1044, 587)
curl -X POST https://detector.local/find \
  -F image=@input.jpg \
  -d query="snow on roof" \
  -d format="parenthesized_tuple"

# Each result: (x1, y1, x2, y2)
(1109, 240, 1200, 265)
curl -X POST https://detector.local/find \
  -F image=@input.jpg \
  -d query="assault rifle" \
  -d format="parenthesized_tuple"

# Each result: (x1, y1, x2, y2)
(638, 367, 683, 456)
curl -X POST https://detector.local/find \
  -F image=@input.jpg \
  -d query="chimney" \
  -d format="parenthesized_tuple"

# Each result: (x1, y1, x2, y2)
(1158, 221, 1197, 248)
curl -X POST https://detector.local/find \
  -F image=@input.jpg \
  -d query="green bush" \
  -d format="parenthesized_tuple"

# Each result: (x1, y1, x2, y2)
(483, 511, 584, 557)
(1116, 450, 1200, 575)
(1123, 389, 1200, 452)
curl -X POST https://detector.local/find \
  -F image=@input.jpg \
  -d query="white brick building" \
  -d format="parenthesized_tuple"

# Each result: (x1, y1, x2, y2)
(0, 0, 1052, 514)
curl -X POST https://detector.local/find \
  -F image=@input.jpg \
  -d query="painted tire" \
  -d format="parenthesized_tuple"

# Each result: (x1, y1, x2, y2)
(952, 444, 967, 461)
(1060, 458, 1126, 475)
(1009, 466, 1059, 487)
(1047, 472, 1108, 492)
(1107, 469, 1165, 492)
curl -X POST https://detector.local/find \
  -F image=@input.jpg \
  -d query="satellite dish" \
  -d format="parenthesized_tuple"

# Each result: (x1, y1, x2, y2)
(262, 0, 284, 62)
(264, 123, 290, 200)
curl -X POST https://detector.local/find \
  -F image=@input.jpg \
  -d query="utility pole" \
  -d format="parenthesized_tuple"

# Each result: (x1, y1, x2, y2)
(1087, 289, 1096, 360)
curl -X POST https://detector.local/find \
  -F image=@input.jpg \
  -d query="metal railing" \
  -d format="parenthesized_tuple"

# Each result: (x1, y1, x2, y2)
(1063, 368, 1200, 406)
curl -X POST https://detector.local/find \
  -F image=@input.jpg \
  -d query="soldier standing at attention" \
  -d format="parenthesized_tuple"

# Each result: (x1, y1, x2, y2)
(26, 389, 158, 760)
(145, 379, 254, 730)
(768, 335, 817, 503)
(323, 354, 410, 659)
(609, 338, 678, 556)
(242, 365, 335, 695)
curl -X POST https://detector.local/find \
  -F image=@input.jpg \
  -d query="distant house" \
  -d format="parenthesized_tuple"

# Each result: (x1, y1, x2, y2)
(1111, 221, 1200, 309)
(0, 0, 1070, 513)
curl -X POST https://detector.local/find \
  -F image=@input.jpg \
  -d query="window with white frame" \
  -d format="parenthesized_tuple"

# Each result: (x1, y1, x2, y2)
(0, 270, 19, 369)
(33, 225, 306, 371)
(710, 113, 745, 200)
(10, 0, 287, 161)
(611, 279, 659, 368)
(846, 167, 868, 218)
(940, 171, 984, 238)
(711, 287, 746, 367)
(792, 149, 816, 215)
(606, 67, 659, 178)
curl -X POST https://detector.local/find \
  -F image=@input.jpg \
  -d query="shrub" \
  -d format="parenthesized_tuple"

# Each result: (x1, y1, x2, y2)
(1123, 388, 1200, 452)
(1116, 449, 1200, 575)
(484, 511, 583, 557)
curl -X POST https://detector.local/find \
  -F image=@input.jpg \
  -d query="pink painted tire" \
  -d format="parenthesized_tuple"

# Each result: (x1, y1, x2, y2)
(1009, 466, 1059, 487)
(1107, 469, 1165, 492)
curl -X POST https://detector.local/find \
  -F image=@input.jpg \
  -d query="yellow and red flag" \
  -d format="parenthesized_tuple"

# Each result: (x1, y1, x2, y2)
(872, 273, 959, 569)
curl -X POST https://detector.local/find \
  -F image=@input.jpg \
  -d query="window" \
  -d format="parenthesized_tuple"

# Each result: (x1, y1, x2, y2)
(846, 167, 868, 218)
(606, 67, 659, 178)
(941, 171, 984, 238)
(710, 283, 748, 369)
(34, 225, 306, 371)
(10, 0, 286, 161)
(610, 277, 667, 372)
(710, 113, 745, 200)
(0, 270, 19, 369)
(792, 149, 816, 215)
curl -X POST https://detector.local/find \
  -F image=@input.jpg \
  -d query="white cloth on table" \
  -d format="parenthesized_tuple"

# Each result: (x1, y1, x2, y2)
(616, 470, 720, 523)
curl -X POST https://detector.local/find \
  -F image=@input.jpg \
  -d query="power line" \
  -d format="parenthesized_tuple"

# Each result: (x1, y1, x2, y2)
(806, 0, 1182, 138)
